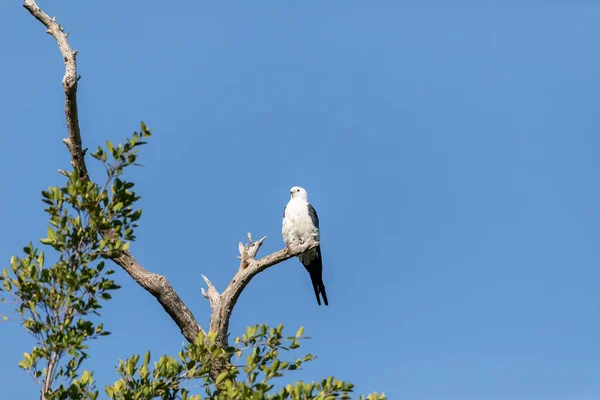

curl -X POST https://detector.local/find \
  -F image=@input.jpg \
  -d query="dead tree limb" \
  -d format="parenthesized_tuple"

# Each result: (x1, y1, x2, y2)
(23, 0, 88, 180)
(23, 0, 319, 353)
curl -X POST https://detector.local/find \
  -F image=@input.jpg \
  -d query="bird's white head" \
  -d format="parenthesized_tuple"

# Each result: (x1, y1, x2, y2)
(289, 186, 308, 201)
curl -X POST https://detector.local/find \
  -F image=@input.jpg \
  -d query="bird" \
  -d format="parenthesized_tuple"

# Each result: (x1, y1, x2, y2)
(282, 186, 329, 306)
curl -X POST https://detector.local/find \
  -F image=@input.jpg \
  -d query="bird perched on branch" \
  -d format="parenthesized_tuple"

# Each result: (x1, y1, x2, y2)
(282, 186, 329, 306)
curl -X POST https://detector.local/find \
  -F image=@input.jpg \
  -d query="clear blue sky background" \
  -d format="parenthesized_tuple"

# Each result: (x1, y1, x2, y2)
(1, 1, 600, 398)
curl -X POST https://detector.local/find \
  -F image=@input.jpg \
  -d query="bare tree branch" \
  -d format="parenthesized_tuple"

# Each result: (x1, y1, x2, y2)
(23, 0, 88, 180)
(113, 252, 202, 343)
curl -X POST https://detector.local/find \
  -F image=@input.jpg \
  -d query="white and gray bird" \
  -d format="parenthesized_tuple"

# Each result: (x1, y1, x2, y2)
(282, 186, 329, 306)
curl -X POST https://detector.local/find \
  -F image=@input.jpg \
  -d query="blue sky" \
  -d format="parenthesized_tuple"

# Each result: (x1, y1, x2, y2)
(1, 0, 600, 398)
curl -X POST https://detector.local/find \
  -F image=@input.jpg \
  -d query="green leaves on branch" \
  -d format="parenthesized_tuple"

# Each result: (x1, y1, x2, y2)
(92, 121, 152, 176)
(105, 324, 387, 400)
(0, 124, 151, 400)
(39, 124, 150, 259)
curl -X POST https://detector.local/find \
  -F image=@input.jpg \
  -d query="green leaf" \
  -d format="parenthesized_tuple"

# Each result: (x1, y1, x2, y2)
(216, 371, 229, 385)
(19, 352, 32, 370)
(139, 363, 149, 380)
(81, 370, 92, 384)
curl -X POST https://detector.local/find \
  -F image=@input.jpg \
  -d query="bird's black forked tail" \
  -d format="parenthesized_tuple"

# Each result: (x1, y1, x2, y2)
(304, 246, 329, 306)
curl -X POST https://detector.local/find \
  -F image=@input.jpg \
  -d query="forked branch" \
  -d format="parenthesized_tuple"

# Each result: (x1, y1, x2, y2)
(203, 233, 319, 347)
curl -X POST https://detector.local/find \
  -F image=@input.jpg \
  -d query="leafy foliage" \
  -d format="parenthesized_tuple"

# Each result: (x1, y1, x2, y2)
(106, 324, 386, 400)
(0, 124, 151, 399)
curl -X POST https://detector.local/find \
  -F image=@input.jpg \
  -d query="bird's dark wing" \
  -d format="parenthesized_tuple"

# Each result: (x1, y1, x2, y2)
(307, 204, 319, 229)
